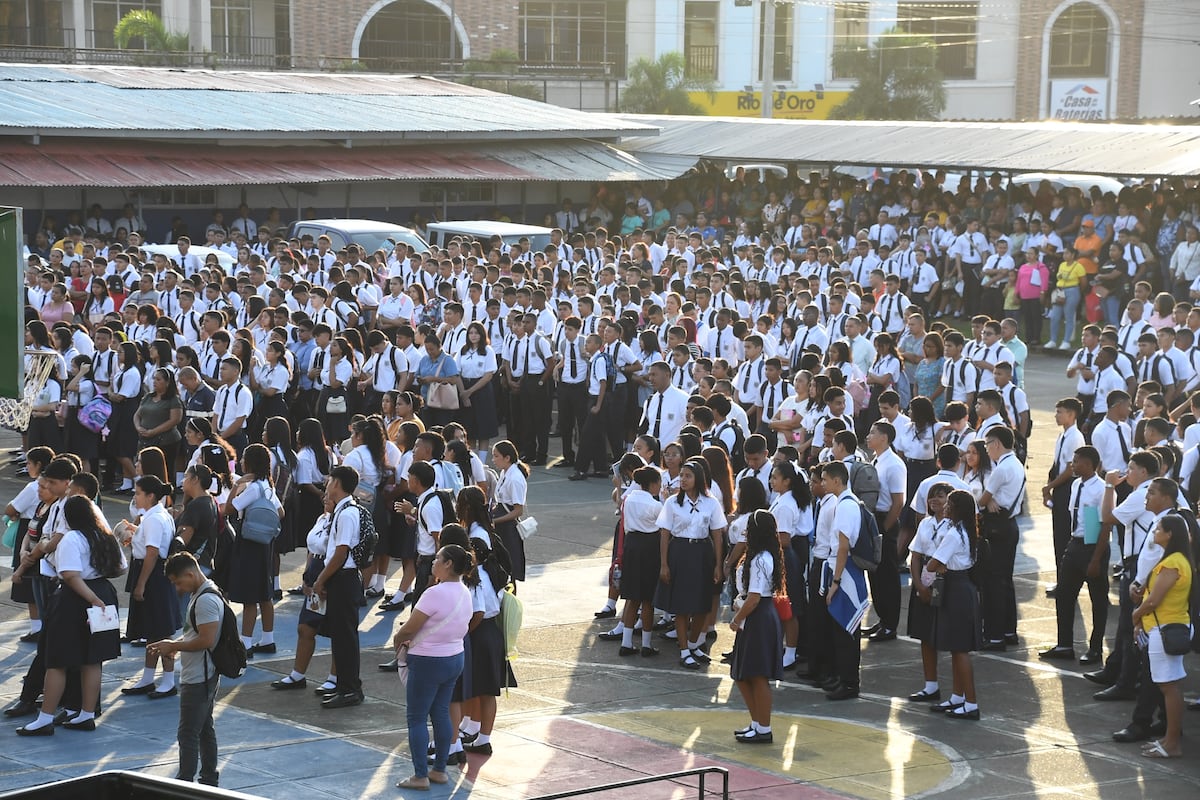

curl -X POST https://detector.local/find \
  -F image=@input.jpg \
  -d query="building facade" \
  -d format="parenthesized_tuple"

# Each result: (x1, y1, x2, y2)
(1, 0, 1196, 119)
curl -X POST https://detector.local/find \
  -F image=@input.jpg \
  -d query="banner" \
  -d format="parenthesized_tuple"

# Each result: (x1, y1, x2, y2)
(687, 89, 851, 120)
(0, 208, 22, 399)
(1048, 80, 1109, 121)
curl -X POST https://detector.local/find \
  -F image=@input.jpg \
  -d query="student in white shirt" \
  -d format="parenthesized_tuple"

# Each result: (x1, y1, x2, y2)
(616, 467, 664, 656)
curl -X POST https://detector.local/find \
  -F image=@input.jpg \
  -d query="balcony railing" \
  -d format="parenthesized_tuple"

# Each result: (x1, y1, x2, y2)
(686, 44, 718, 80)
(0, 27, 76, 62)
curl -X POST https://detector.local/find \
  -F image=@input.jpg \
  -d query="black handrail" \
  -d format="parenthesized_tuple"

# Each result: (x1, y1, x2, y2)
(528, 766, 730, 800)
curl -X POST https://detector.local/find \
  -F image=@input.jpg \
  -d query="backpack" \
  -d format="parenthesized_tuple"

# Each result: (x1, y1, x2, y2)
(431, 460, 465, 495)
(840, 496, 883, 571)
(499, 587, 524, 660)
(846, 378, 869, 413)
(848, 459, 880, 514)
(190, 586, 247, 679)
(714, 420, 746, 472)
(273, 453, 298, 510)
(77, 396, 113, 433)
(239, 483, 281, 545)
(345, 498, 379, 570)
(475, 532, 513, 592)
(895, 368, 912, 409)
(595, 350, 617, 385)
(420, 489, 457, 531)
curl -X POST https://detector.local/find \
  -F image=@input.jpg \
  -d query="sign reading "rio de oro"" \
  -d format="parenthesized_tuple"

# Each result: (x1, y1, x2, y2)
(688, 89, 851, 119)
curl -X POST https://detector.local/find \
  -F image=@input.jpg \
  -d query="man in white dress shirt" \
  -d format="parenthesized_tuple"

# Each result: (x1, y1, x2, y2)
(977, 427, 1026, 650)
(639, 362, 689, 448)
(212, 357, 252, 457)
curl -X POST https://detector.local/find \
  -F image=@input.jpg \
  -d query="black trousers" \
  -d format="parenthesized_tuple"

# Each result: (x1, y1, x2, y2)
(411, 554, 435, 604)
(574, 396, 609, 474)
(1054, 539, 1109, 651)
(1050, 482, 1073, 575)
(806, 559, 835, 679)
(1103, 559, 1140, 690)
(1131, 645, 1166, 728)
(517, 374, 550, 460)
(605, 383, 629, 461)
(981, 513, 1019, 641)
(558, 381, 589, 462)
(324, 569, 362, 697)
(869, 511, 901, 632)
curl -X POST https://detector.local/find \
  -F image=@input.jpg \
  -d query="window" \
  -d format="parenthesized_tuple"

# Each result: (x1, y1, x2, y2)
(89, 0, 162, 49)
(1049, 3, 1108, 78)
(360, 0, 462, 66)
(150, 188, 215, 206)
(758, 1, 793, 81)
(418, 184, 495, 205)
(683, 1, 719, 80)
(518, 2, 627, 75)
(212, 0, 252, 56)
(831, 1, 869, 80)
(0, 0, 68, 47)
(897, 2, 978, 80)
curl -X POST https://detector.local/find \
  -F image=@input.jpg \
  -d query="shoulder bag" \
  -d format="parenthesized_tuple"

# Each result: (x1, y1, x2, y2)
(426, 357, 460, 411)
(1153, 609, 1193, 656)
(395, 586, 469, 685)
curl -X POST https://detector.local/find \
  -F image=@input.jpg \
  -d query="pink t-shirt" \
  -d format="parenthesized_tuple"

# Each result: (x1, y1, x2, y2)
(409, 580, 472, 657)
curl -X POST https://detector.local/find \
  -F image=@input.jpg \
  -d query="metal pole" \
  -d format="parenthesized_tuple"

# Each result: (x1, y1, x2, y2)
(761, 0, 776, 119)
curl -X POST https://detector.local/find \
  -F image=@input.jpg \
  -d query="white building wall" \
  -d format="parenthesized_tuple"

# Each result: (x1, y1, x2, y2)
(1138, 0, 1200, 118)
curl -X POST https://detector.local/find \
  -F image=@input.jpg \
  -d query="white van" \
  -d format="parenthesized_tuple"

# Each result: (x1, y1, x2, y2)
(426, 221, 554, 254)
(288, 219, 428, 254)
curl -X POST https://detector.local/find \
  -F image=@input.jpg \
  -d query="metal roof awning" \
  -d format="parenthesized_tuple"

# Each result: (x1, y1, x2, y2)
(617, 116, 1200, 178)
(0, 140, 689, 188)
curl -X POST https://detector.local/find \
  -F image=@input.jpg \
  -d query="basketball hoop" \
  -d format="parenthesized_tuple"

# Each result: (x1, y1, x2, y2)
(0, 351, 60, 433)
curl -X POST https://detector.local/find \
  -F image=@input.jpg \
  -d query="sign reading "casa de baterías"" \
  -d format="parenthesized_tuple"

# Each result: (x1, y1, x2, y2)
(1048, 80, 1110, 121)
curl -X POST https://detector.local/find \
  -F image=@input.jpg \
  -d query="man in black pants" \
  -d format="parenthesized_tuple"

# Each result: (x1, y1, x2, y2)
(313, 466, 364, 709)
(555, 317, 589, 468)
(1041, 398, 1085, 598)
(513, 313, 556, 465)
(977, 427, 1026, 651)
(818, 461, 864, 701)
(863, 421, 906, 642)
(569, 334, 610, 481)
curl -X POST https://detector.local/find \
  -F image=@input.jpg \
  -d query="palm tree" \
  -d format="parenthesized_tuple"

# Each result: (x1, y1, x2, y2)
(830, 28, 946, 121)
(619, 52, 715, 115)
(113, 9, 190, 66)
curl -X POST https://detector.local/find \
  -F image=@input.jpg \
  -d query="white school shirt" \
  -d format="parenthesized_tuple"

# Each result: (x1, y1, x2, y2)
(931, 521, 974, 571)
(494, 464, 528, 507)
(985, 452, 1026, 517)
(457, 346, 497, 380)
(326, 495, 362, 568)
(1065, 475, 1105, 538)
(131, 502, 175, 560)
(655, 493, 725, 539)
(213, 381, 253, 432)
(254, 363, 290, 396)
(640, 386, 689, 447)
(622, 488, 664, 533)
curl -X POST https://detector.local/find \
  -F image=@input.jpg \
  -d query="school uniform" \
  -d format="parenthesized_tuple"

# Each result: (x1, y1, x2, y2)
(730, 551, 784, 682)
(906, 516, 948, 643)
(654, 493, 724, 616)
(574, 351, 611, 475)
(492, 464, 529, 584)
(1052, 475, 1107, 653)
(108, 367, 143, 461)
(929, 521, 982, 653)
(226, 481, 280, 605)
(43, 526, 123, 677)
(512, 332, 554, 462)
(869, 447, 907, 633)
(979, 452, 1026, 644)
(619, 488, 663, 603)
(771, 491, 812, 623)
(125, 503, 181, 641)
(324, 496, 364, 699)
(557, 335, 589, 464)
(640, 386, 689, 448)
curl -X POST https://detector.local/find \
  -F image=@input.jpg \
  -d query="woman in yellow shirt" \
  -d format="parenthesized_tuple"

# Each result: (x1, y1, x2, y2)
(1046, 246, 1089, 351)
(1132, 515, 1194, 759)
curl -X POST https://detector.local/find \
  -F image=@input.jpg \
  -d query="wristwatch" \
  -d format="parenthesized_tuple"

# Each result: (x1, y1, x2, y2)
(832, 577, 842, 585)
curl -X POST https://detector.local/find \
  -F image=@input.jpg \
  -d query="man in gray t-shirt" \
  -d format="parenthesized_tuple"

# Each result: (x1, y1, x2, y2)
(150, 553, 223, 787)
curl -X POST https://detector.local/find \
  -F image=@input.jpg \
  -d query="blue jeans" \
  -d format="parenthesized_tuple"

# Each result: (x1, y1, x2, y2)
(1048, 286, 1081, 345)
(177, 676, 220, 786)
(405, 652, 465, 777)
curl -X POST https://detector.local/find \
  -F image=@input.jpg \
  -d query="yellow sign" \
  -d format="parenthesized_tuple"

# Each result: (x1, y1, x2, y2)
(688, 89, 851, 119)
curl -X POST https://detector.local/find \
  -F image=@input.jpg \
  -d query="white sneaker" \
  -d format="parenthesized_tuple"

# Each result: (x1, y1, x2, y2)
(1059, 341, 1074, 351)
(1044, 341, 1060, 350)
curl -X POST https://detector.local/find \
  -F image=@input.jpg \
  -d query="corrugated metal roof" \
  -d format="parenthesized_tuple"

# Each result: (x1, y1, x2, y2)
(0, 64, 655, 141)
(618, 115, 1200, 178)
(0, 140, 687, 187)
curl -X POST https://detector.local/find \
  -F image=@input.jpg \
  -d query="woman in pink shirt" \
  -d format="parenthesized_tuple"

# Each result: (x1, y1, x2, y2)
(1015, 250, 1050, 349)
(39, 283, 76, 327)
(393, 544, 473, 791)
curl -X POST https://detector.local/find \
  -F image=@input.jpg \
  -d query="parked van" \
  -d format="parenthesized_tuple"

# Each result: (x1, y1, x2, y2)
(426, 221, 553, 254)
(287, 219, 428, 254)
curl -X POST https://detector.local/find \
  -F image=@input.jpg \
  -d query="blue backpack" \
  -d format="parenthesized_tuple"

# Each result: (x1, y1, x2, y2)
(239, 483, 281, 545)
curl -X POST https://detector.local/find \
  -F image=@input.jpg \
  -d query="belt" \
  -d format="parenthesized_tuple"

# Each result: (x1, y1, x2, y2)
(627, 529, 658, 535)
(672, 536, 710, 544)
(906, 458, 936, 465)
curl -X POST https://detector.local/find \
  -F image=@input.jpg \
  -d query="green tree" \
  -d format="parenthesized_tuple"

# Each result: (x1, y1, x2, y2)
(619, 52, 714, 115)
(113, 9, 190, 66)
(830, 28, 946, 120)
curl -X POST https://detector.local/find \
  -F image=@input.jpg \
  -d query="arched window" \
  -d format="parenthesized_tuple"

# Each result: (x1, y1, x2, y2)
(1048, 2, 1109, 78)
(359, 0, 462, 69)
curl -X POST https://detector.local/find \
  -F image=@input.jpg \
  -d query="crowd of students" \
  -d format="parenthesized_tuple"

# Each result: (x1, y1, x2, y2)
(8, 167, 1200, 764)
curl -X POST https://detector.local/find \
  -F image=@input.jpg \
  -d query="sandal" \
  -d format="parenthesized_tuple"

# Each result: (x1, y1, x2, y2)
(395, 777, 430, 790)
(1141, 740, 1179, 759)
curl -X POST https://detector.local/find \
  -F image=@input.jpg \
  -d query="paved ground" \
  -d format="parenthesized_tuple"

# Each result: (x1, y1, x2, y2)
(0, 347, 1198, 799)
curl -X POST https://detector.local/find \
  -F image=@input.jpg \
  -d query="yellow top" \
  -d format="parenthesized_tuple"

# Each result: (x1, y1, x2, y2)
(1143, 551, 1193, 633)
(1055, 260, 1087, 289)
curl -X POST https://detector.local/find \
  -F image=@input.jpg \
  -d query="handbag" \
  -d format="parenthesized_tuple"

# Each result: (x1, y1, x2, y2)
(1153, 610, 1193, 656)
(395, 589, 468, 685)
(325, 392, 347, 415)
(772, 594, 793, 622)
(426, 357, 460, 411)
(516, 516, 538, 541)
(1051, 288, 1066, 305)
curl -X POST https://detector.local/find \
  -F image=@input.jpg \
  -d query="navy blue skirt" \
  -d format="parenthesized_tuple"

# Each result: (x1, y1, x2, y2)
(125, 557, 181, 641)
(730, 595, 783, 682)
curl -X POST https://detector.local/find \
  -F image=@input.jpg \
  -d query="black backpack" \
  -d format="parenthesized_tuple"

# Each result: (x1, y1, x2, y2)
(337, 499, 379, 570)
(840, 496, 883, 571)
(190, 586, 247, 680)
(715, 420, 746, 472)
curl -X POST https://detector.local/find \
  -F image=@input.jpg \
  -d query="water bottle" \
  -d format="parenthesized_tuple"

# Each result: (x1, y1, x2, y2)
(612, 565, 621, 590)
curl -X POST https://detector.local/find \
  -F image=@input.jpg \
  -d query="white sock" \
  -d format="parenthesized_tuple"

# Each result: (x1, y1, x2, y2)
(325, 674, 337, 685)
(641, 631, 653, 649)
(962, 701, 978, 712)
(240, 636, 253, 649)
(621, 629, 634, 649)
(155, 671, 175, 691)
(688, 639, 700, 650)
(72, 710, 95, 722)
(754, 721, 771, 734)
(374, 574, 387, 591)
(29, 620, 42, 634)
(120, 478, 133, 490)
(474, 733, 490, 745)
(448, 740, 463, 754)
(459, 716, 473, 732)
(950, 693, 964, 705)
(289, 670, 305, 682)
(601, 598, 616, 612)
(680, 648, 691, 660)
(783, 646, 796, 664)
(63, 708, 79, 718)
(463, 719, 481, 736)
(272, 576, 281, 591)
(25, 711, 55, 730)
(924, 681, 939, 694)
(259, 631, 274, 646)
(134, 667, 156, 688)
(608, 622, 625, 635)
